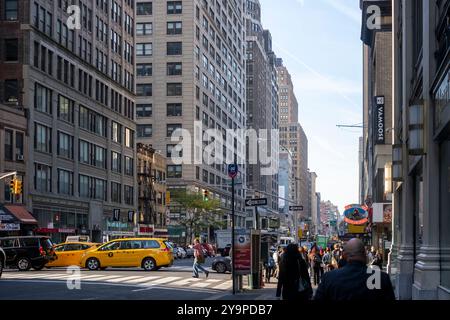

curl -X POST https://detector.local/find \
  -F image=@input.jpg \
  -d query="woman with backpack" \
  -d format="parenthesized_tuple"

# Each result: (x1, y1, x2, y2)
(276, 243, 312, 300)
(309, 246, 322, 286)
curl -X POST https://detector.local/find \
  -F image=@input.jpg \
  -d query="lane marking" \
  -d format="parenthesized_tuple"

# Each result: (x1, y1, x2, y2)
(211, 281, 232, 290)
(105, 276, 143, 283)
(191, 279, 221, 288)
(144, 276, 181, 285)
(121, 276, 161, 284)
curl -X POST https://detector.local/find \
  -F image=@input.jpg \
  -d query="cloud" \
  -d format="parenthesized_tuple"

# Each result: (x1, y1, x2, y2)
(323, 0, 361, 24)
(293, 72, 361, 95)
(309, 135, 346, 160)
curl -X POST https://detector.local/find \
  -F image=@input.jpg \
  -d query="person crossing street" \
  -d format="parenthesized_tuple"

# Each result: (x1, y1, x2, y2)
(192, 238, 209, 278)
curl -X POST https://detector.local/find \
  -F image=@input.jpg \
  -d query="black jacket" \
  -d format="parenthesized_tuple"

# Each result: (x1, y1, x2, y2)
(314, 261, 395, 301)
(276, 253, 312, 300)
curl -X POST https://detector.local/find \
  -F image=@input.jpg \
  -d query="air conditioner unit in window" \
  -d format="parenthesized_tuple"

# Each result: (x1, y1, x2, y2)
(16, 154, 24, 161)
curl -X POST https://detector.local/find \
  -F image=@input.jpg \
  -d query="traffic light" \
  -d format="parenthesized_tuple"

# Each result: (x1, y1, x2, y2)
(15, 180, 22, 195)
(10, 179, 15, 194)
(203, 190, 209, 202)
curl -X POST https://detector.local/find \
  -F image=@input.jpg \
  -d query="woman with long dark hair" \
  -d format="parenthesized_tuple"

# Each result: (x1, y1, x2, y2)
(276, 243, 312, 300)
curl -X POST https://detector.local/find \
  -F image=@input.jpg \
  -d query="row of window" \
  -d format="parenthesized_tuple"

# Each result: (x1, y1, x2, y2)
(136, 41, 183, 57)
(136, 103, 182, 118)
(136, 83, 182, 97)
(136, 2, 182, 16)
(35, 163, 134, 205)
(136, 62, 182, 77)
(136, 124, 182, 138)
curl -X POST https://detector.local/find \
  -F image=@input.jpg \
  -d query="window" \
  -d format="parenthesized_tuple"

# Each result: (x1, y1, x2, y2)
(167, 103, 182, 116)
(79, 106, 107, 137)
(167, 42, 182, 55)
(4, 129, 13, 161)
(167, 144, 182, 158)
(111, 182, 121, 203)
(4, 39, 18, 61)
(137, 63, 152, 77)
(35, 123, 52, 153)
(34, 83, 52, 114)
(167, 62, 182, 76)
(5, 0, 18, 20)
(167, 165, 182, 178)
(95, 145, 106, 168)
(35, 163, 52, 192)
(136, 2, 152, 15)
(167, 1, 182, 14)
(111, 121, 122, 143)
(58, 169, 73, 195)
(136, 104, 152, 117)
(136, 22, 152, 35)
(57, 131, 74, 159)
(167, 83, 182, 96)
(57, 95, 74, 123)
(4, 79, 18, 103)
(79, 175, 89, 198)
(124, 156, 134, 176)
(79, 140, 89, 164)
(136, 84, 152, 96)
(111, 152, 122, 173)
(202, 169, 208, 183)
(15, 132, 23, 158)
(167, 22, 182, 35)
(125, 128, 134, 148)
(167, 124, 181, 137)
(124, 185, 134, 205)
(136, 43, 152, 56)
(137, 124, 152, 138)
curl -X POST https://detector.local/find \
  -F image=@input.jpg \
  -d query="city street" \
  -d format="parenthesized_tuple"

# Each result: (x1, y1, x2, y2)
(0, 257, 277, 300)
(0, 258, 247, 300)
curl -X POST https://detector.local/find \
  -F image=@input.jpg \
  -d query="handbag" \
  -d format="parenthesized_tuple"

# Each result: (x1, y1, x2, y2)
(196, 254, 205, 264)
(296, 259, 311, 294)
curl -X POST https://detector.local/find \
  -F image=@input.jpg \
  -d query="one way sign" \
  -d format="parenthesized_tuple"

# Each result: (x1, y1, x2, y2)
(245, 198, 268, 206)
(289, 206, 304, 211)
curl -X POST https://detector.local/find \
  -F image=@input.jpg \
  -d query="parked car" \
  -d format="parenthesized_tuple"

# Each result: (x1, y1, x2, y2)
(0, 247, 5, 278)
(176, 247, 187, 259)
(211, 256, 231, 273)
(218, 244, 232, 257)
(46, 242, 101, 268)
(80, 238, 174, 271)
(0, 236, 56, 271)
(185, 246, 194, 258)
(172, 247, 179, 259)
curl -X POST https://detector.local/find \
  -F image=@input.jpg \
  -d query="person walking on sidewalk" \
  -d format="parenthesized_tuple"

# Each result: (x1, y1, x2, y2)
(276, 243, 312, 300)
(309, 246, 322, 286)
(192, 238, 209, 278)
(314, 238, 395, 301)
(272, 246, 281, 279)
(322, 247, 332, 273)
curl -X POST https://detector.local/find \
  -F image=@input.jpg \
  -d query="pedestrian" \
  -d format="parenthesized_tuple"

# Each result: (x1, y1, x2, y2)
(322, 247, 332, 272)
(192, 238, 209, 279)
(276, 243, 312, 300)
(314, 238, 395, 301)
(371, 249, 383, 269)
(272, 246, 282, 278)
(309, 246, 322, 286)
(265, 255, 275, 283)
(367, 246, 376, 265)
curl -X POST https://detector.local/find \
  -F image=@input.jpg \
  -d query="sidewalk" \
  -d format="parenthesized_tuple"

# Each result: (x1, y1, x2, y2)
(207, 282, 278, 300)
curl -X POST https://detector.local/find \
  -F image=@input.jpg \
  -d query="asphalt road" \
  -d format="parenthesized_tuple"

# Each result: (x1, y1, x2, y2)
(0, 257, 237, 300)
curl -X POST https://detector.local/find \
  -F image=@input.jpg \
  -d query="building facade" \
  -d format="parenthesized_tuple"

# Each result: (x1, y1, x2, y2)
(0, 0, 138, 243)
(135, 0, 248, 234)
(386, 0, 450, 300)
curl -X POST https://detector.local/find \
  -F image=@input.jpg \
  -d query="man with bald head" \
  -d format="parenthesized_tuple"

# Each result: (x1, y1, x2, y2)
(314, 238, 395, 301)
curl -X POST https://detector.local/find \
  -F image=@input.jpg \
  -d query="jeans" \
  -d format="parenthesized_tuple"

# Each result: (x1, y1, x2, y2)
(193, 260, 208, 277)
(313, 267, 321, 286)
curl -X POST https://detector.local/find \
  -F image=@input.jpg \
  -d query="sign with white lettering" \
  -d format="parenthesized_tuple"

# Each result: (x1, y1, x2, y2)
(375, 96, 385, 144)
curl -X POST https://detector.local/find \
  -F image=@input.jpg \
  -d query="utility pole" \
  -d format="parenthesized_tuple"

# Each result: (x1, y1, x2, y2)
(228, 162, 238, 295)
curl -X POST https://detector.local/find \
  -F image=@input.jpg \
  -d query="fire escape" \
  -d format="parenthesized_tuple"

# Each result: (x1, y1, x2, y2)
(137, 144, 158, 226)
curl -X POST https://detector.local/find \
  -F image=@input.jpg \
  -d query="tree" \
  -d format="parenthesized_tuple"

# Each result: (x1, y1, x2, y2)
(171, 190, 225, 244)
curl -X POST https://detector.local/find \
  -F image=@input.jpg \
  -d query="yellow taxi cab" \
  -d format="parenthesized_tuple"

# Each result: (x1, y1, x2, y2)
(46, 242, 101, 267)
(80, 238, 174, 271)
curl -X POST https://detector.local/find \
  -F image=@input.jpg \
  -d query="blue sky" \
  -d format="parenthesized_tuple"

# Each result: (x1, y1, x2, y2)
(259, 0, 363, 211)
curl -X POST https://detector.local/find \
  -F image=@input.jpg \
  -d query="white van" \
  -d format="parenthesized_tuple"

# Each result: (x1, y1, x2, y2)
(279, 237, 295, 246)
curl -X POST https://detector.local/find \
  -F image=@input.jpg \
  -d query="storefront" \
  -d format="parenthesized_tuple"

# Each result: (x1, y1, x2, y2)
(34, 227, 77, 243)
(168, 225, 187, 245)
(0, 204, 37, 236)
(103, 220, 135, 242)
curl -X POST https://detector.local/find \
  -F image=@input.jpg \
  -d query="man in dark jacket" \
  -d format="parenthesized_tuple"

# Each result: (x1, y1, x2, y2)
(314, 238, 395, 301)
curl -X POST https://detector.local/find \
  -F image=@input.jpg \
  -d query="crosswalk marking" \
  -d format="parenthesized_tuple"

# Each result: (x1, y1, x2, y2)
(142, 276, 181, 285)
(105, 276, 143, 283)
(2, 272, 232, 291)
(122, 276, 161, 284)
(211, 281, 232, 290)
(191, 279, 221, 288)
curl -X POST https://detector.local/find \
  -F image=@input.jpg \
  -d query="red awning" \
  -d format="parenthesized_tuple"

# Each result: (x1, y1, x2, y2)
(4, 205, 37, 224)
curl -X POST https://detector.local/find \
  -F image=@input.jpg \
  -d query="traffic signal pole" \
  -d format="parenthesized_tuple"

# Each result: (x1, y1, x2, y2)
(231, 171, 236, 295)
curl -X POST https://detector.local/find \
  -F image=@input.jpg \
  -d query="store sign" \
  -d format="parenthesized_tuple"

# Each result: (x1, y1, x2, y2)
(138, 224, 154, 235)
(375, 96, 385, 144)
(343, 204, 369, 225)
(0, 223, 20, 231)
(58, 228, 76, 234)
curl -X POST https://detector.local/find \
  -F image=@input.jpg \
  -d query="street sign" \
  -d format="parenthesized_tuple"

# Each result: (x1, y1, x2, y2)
(289, 205, 304, 211)
(228, 164, 238, 179)
(245, 198, 267, 206)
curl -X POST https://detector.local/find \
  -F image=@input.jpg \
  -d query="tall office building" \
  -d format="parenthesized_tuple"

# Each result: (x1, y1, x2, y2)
(135, 0, 248, 233)
(0, 0, 137, 242)
(245, 0, 279, 225)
